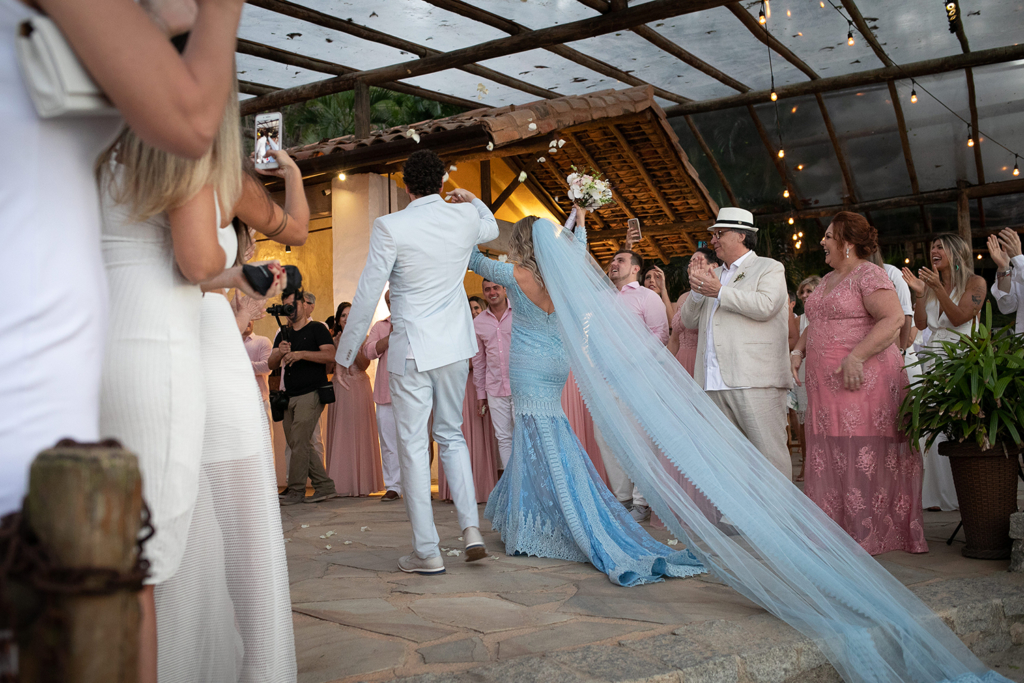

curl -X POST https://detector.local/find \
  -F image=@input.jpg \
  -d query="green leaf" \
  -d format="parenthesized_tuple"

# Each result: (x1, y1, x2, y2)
(994, 377, 1012, 399)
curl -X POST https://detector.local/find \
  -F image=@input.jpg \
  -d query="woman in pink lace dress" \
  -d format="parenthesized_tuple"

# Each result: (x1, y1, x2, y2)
(439, 297, 499, 503)
(791, 212, 926, 555)
(327, 302, 384, 496)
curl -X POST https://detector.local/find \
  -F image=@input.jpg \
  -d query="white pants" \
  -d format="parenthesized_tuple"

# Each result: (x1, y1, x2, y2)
(389, 359, 479, 559)
(486, 393, 514, 469)
(375, 402, 402, 495)
(593, 424, 647, 507)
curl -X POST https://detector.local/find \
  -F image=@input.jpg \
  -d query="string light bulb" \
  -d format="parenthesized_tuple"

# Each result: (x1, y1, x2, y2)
(1014, 156, 1020, 176)
(778, 149, 785, 158)
(792, 234, 798, 241)
(285, 245, 292, 253)
(338, 173, 346, 181)
(759, 7, 766, 24)
(788, 217, 795, 225)
(798, 231, 804, 238)
(770, 90, 778, 102)
(977, 254, 983, 260)
(796, 240, 802, 249)
(967, 128, 974, 147)
(783, 189, 790, 198)
(847, 21, 855, 46)
(819, 1, 824, 6)
(910, 86, 917, 104)
(905, 258, 911, 265)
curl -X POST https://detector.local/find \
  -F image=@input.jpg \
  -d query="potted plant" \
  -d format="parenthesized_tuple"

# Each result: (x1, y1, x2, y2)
(901, 303, 1024, 559)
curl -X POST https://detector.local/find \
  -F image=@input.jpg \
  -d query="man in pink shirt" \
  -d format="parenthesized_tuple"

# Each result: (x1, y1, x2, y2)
(361, 291, 402, 501)
(599, 250, 670, 521)
(473, 279, 513, 472)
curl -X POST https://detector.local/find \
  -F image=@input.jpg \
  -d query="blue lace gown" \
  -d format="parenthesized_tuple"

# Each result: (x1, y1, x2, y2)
(468, 226, 705, 587)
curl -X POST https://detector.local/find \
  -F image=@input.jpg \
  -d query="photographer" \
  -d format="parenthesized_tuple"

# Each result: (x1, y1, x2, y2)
(270, 289, 338, 505)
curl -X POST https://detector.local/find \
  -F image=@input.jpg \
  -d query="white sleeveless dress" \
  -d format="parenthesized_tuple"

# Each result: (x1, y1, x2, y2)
(0, 0, 122, 515)
(920, 295, 972, 510)
(155, 223, 296, 682)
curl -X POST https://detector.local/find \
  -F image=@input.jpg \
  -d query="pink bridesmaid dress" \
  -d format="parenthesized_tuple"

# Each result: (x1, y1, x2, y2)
(561, 371, 609, 487)
(439, 367, 499, 503)
(804, 263, 926, 555)
(326, 365, 384, 496)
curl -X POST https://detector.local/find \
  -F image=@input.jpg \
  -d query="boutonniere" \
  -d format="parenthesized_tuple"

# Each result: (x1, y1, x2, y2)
(733, 272, 746, 283)
(498, 255, 508, 263)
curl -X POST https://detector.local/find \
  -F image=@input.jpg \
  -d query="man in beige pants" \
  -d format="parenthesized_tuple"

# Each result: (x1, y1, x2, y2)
(680, 207, 793, 483)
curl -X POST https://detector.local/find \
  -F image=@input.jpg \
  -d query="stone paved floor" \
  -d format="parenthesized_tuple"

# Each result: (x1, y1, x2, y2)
(281, 486, 1023, 683)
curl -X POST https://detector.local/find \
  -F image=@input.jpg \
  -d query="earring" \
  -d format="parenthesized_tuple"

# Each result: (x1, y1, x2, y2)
(845, 246, 850, 258)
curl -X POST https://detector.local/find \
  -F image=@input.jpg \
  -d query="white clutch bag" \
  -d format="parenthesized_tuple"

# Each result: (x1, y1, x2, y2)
(16, 16, 119, 118)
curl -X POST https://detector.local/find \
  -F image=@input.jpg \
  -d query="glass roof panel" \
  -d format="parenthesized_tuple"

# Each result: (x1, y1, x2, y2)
(236, 53, 329, 89)
(474, 48, 624, 98)
(897, 70, 975, 191)
(402, 63, 567, 108)
(668, 118, 730, 209)
(752, 95, 846, 207)
(971, 60, 1024, 185)
(822, 82, 912, 201)
(863, 0, 962, 66)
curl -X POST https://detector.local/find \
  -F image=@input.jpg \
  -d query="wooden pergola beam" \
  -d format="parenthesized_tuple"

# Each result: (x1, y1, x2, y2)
(663, 44, 1024, 116)
(422, 0, 692, 104)
(489, 175, 523, 213)
(727, 3, 819, 81)
(239, 80, 278, 97)
(840, 0, 893, 67)
(683, 115, 738, 206)
(814, 93, 857, 203)
(241, 0, 732, 115)
(607, 125, 676, 221)
(645, 237, 673, 265)
(746, 105, 800, 209)
(245, 0, 561, 106)
(236, 39, 488, 110)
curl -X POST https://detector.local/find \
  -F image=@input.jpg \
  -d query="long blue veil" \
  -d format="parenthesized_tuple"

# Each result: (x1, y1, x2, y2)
(531, 216, 1007, 683)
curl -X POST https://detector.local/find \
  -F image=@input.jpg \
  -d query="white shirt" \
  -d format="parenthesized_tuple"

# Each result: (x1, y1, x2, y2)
(691, 249, 754, 391)
(882, 263, 913, 316)
(991, 254, 1024, 334)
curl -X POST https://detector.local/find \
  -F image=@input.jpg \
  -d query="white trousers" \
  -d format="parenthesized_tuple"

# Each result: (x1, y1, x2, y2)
(389, 359, 479, 559)
(375, 402, 402, 495)
(593, 424, 647, 507)
(486, 393, 514, 468)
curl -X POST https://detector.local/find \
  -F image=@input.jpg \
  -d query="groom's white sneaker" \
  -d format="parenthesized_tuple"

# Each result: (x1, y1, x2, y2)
(398, 554, 446, 575)
(463, 526, 487, 562)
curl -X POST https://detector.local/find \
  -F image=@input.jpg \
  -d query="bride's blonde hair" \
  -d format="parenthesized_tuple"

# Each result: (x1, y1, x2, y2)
(508, 216, 543, 287)
(98, 78, 243, 222)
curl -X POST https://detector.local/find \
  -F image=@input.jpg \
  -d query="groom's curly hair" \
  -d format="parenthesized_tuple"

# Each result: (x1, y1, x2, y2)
(402, 150, 446, 197)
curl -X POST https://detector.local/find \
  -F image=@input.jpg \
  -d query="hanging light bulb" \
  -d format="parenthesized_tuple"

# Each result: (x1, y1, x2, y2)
(1014, 157, 1020, 176)
(795, 240, 802, 249)
(847, 22, 855, 46)
(967, 128, 974, 147)
(905, 258, 911, 265)
(759, 6, 766, 24)
(910, 86, 918, 104)
(788, 217, 795, 225)
(338, 173, 347, 181)
(976, 254, 983, 260)
(770, 90, 778, 101)
(783, 189, 790, 198)
(792, 234, 798, 241)
(778, 148, 785, 158)
(820, 1, 824, 6)
(798, 231, 804, 238)
(285, 244, 292, 253)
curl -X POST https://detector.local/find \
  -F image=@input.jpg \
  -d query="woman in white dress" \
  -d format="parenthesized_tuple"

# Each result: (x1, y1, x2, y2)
(0, 0, 244, 521)
(903, 234, 987, 511)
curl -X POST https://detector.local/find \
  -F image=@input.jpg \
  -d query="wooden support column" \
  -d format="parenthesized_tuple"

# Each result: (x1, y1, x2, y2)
(956, 180, 972, 244)
(353, 81, 371, 139)
(684, 116, 738, 206)
(965, 67, 987, 227)
(480, 160, 492, 206)
(19, 443, 144, 683)
(489, 175, 522, 213)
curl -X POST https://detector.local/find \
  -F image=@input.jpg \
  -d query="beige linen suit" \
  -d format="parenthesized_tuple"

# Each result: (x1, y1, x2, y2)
(680, 252, 794, 480)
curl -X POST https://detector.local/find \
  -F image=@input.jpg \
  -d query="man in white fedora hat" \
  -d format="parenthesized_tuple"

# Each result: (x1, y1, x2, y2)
(680, 207, 794, 482)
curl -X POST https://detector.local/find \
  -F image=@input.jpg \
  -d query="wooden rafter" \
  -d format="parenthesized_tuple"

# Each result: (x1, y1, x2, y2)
(683, 116, 737, 206)
(727, 3, 818, 80)
(239, 80, 278, 97)
(236, 39, 488, 110)
(814, 93, 857, 203)
(480, 160, 492, 206)
(663, 44, 1024, 116)
(646, 237, 672, 265)
(489, 175, 522, 213)
(502, 156, 570, 226)
(422, 0, 692, 104)
(245, 0, 560, 104)
(240, 0, 732, 115)
(608, 125, 676, 222)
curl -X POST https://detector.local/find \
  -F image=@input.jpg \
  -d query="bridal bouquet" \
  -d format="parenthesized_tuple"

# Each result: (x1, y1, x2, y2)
(566, 165, 614, 211)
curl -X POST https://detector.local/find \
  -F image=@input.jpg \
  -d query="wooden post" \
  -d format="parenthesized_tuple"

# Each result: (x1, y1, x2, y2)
(353, 80, 371, 139)
(19, 444, 143, 683)
(480, 160, 492, 207)
(956, 180, 972, 245)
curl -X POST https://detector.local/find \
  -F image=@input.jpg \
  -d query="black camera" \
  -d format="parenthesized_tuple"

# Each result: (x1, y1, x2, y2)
(266, 302, 296, 318)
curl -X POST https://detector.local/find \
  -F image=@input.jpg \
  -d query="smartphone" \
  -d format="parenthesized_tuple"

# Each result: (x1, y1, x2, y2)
(255, 112, 283, 170)
(627, 218, 641, 241)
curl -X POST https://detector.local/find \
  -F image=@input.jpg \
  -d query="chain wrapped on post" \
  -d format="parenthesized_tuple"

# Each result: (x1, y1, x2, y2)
(0, 440, 151, 683)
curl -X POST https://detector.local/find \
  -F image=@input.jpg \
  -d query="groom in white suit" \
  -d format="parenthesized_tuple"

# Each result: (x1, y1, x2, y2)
(336, 150, 499, 574)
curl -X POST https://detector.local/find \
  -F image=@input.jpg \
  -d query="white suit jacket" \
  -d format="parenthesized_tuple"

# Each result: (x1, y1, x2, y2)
(680, 252, 792, 390)
(336, 195, 499, 375)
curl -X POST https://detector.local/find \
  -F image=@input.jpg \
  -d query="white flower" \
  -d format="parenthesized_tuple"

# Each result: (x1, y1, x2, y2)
(360, 526, 371, 532)
(528, 123, 537, 131)
(325, 544, 332, 549)
(667, 539, 679, 546)
(477, 83, 489, 95)
(300, 524, 309, 529)
(343, 541, 352, 545)
(325, 531, 335, 537)
(486, 141, 494, 151)
(497, 255, 508, 263)
(457, 536, 464, 541)
(537, 156, 546, 163)
(558, 139, 566, 148)
(319, 534, 326, 539)
(518, 171, 527, 182)
(550, 139, 558, 147)
(411, 132, 421, 143)
(442, 173, 449, 183)
(449, 165, 458, 172)
(283, 538, 291, 543)
(446, 549, 462, 557)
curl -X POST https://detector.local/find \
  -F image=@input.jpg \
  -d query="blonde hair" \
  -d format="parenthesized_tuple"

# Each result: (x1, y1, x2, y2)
(928, 233, 973, 302)
(508, 216, 543, 287)
(798, 275, 821, 292)
(99, 80, 242, 222)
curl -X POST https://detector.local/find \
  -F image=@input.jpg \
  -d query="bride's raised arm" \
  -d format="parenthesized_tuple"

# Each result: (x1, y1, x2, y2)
(564, 205, 588, 253)
(468, 247, 517, 290)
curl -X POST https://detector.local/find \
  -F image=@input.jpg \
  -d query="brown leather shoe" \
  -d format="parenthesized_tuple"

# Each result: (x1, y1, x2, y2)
(381, 490, 401, 502)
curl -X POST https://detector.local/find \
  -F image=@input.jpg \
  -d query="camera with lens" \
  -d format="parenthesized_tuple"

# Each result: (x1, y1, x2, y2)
(266, 301, 295, 318)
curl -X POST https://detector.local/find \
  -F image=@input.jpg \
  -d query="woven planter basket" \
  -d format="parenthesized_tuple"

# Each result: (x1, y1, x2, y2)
(938, 440, 1022, 560)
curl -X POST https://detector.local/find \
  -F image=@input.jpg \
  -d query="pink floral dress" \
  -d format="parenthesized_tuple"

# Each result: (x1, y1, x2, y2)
(804, 263, 927, 555)
(670, 305, 700, 377)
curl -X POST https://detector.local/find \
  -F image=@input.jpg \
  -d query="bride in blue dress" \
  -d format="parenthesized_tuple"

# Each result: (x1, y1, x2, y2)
(462, 204, 1008, 683)
(468, 207, 704, 587)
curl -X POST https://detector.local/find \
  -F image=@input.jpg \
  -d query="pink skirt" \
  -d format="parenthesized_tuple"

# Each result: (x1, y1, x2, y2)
(326, 369, 384, 497)
(438, 370, 498, 503)
(561, 371, 609, 488)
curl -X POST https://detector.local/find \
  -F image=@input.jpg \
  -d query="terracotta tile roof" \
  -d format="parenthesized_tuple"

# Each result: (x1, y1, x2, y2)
(288, 86, 658, 162)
